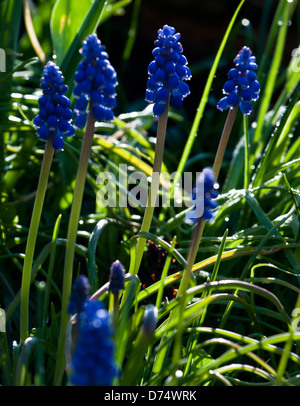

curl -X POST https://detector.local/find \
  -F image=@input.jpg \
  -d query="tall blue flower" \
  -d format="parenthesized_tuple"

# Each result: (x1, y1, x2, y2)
(73, 34, 118, 129)
(70, 300, 117, 386)
(109, 260, 125, 295)
(33, 61, 75, 151)
(145, 24, 191, 117)
(185, 167, 219, 225)
(217, 46, 260, 115)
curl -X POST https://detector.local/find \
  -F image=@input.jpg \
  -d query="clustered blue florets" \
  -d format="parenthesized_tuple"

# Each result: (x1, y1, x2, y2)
(185, 167, 219, 225)
(70, 300, 117, 386)
(68, 275, 91, 315)
(109, 260, 125, 294)
(145, 24, 191, 117)
(217, 46, 260, 115)
(33, 61, 75, 150)
(73, 34, 118, 129)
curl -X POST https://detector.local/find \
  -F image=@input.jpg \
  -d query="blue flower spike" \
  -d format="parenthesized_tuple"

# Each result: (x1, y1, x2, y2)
(70, 300, 117, 386)
(185, 167, 219, 225)
(68, 275, 91, 316)
(217, 46, 260, 115)
(33, 61, 75, 150)
(145, 24, 191, 117)
(73, 34, 118, 129)
(109, 260, 125, 295)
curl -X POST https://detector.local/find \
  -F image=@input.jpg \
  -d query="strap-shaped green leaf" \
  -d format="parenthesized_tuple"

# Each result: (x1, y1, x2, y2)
(50, 0, 93, 66)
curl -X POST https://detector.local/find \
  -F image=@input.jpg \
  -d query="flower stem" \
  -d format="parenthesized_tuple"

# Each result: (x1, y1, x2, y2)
(54, 108, 96, 386)
(243, 114, 250, 189)
(133, 99, 169, 275)
(212, 105, 238, 179)
(20, 138, 54, 343)
(172, 218, 205, 368)
(171, 103, 238, 369)
(112, 292, 119, 331)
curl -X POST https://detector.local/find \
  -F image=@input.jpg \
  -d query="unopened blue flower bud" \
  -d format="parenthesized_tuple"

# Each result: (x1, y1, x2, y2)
(145, 24, 191, 117)
(33, 61, 75, 150)
(185, 167, 219, 225)
(108, 260, 125, 294)
(68, 275, 91, 315)
(217, 46, 260, 115)
(73, 34, 118, 128)
(142, 305, 158, 338)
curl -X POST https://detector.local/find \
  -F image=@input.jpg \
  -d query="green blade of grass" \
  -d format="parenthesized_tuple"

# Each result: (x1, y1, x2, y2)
(42, 214, 62, 333)
(252, 0, 292, 158)
(5, 239, 87, 321)
(50, 0, 95, 66)
(0, 57, 39, 86)
(115, 273, 141, 372)
(252, 89, 300, 187)
(183, 331, 300, 385)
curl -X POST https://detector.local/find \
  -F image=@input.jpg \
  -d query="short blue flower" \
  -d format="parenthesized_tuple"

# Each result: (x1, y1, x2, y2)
(217, 46, 260, 115)
(73, 34, 118, 128)
(109, 260, 125, 294)
(185, 167, 219, 225)
(68, 275, 91, 315)
(145, 24, 191, 117)
(70, 300, 117, 386)
(33, 61, 75, 150)
(142, 305, 158, 338)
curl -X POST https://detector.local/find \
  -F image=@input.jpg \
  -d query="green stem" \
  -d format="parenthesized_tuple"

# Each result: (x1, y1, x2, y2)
(212, 105, 238, 179)
(171, 105, 238, 370)
(151, 219, 205, 377)
(54, 108, 96, 386)
(243, 114, 250, 189)
(112, 292, 119, 331)
(183, 228, 228, 377)
(20, 138, 54, 343)
(172, 219, 205, 369)
(42, 214, 62, 333)
(133, 100, 169, 275)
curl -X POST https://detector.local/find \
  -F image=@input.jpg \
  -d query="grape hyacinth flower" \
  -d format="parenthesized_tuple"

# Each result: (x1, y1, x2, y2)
(109, 260, 125, 295)
(185, 167, 219, 225)
(73, 33, 118, 128)
(108, 260, 125, 327)
(33, 61, 74, 150)
(68, 275, 91, 315)
(21, 61, 74, 342)
(55, 34, 118, 385)
(134, 24, 191, 276)
(145, 24, 191, 117)
(217, 46, 260, 115)
(70, 300, 117, 386)
(121, 304, 158, 385)
(174, 168, 219, 368)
